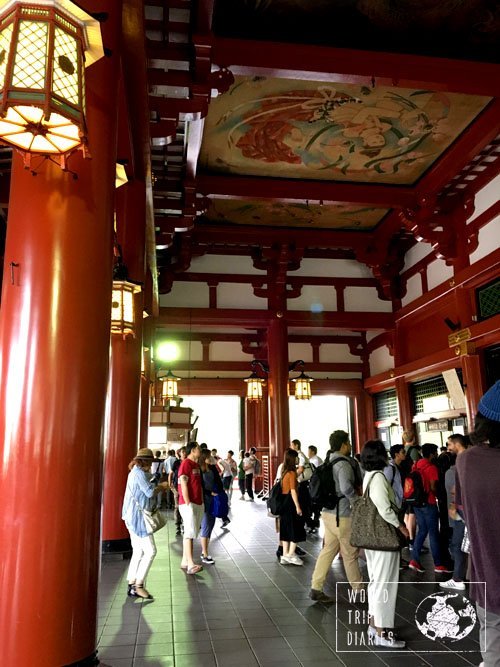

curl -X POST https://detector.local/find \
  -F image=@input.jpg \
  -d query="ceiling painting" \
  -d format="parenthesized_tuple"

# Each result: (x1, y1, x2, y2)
(199, 77, 491, 185)
(204, 199, 389, 230)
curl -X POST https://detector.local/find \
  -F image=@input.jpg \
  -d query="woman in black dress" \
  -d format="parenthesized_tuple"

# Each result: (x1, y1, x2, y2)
(279, 449, 306, 566)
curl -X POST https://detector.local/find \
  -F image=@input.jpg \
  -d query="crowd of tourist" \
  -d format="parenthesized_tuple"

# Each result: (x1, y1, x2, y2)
(121, 379, 500, 666)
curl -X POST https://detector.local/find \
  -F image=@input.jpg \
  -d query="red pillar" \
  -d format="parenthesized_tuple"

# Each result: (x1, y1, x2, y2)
(102, 181, 146, 553)
(139, 315, 153, 448)
(245, 398, 258, 448)
(0, 3, 121, 665)
(462, 354, 484, 430)
(396, 377, 413, 434)
(267, 316, 290, 478)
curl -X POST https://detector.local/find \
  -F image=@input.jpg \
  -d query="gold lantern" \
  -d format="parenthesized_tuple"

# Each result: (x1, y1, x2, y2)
(161, 370, 180, 403)
(111, 280, 141, 337)
(0, 0, 104, 162)
(291, 371, 313, 400)
(245, 371, 265, 402)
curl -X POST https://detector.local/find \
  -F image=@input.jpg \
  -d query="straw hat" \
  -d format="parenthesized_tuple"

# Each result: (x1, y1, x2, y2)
(135, 448, 155, 460)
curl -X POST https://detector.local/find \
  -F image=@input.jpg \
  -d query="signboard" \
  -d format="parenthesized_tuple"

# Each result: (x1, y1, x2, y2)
(426, 419, 450, 432)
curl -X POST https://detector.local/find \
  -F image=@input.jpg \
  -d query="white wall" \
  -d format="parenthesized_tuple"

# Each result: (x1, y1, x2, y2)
(369, 345, 394, 376)
(288, 285, 336, 312)
(217, 283, 265, 309)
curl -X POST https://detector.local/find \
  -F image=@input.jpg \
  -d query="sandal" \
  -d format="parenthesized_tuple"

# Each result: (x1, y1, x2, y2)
(134, 585, 153, 599)
(186, 564, 203, 575)
(180, 564, 188, 570)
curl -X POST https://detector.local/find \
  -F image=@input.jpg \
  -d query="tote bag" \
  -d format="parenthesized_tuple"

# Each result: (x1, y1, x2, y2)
(350, 472, 406, 552)
(210, 491, 229, 518)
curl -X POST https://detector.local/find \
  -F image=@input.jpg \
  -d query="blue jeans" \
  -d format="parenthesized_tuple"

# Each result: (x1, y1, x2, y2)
(200, 511, 216, 538)
(450, 519, 466, 580)
(413, 504, 441, 565)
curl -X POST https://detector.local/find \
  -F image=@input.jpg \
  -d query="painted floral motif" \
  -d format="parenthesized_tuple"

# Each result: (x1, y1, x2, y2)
(200, 77, 490, 184)
(206, 199, 389, 230)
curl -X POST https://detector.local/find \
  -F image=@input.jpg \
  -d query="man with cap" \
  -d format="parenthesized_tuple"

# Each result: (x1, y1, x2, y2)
(456, 380, 500, 667)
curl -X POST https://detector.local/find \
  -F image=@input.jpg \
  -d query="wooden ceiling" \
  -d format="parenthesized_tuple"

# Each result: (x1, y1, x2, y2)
(145, 0, 500, 310)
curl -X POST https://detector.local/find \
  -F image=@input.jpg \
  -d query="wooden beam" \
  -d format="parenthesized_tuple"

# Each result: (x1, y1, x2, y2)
(416, 100, 500, 198)
(188, 223, 375, 249)
(212, 37, 500, 97)
(161, 361, 363, 373)
(154, 330, 364, 345)
(166, 271, 379, 289)
(197, 173, 416, 209)
(158, 307, 394, 330)
(122, 0, 158, 314)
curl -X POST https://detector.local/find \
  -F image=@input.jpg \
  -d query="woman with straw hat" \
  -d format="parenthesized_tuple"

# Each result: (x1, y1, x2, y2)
(122, 448, 169, 600)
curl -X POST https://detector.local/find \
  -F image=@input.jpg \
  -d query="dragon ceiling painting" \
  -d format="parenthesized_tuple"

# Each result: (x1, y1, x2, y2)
(199, 77, 491, 185)
(204, 200, 390, 230)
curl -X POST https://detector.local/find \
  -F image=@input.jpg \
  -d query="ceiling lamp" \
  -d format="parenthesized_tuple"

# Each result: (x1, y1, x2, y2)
(291, 370, 313, 400)
(161, 370, 180, 403)
(111, 244, 141, 337)
(111, 279, 141, 337)
(245, 369, 265, 402)
(0, 0, 104, 164)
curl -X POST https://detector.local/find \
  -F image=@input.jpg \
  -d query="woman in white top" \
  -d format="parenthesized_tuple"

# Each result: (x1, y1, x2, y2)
(360, 440, 410, 648)
(218, 450, 237, 505)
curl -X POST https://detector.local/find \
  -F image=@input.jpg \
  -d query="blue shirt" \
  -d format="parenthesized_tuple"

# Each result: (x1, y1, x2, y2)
(383, 461, 403, 507)
(122, 466, 157, 538)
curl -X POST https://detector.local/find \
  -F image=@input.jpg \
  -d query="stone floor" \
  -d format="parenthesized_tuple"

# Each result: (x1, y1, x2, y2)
(97, 497, 482, 667)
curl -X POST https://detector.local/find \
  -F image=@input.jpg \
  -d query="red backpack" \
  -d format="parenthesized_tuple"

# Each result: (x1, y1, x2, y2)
(403, 468, 428, 507)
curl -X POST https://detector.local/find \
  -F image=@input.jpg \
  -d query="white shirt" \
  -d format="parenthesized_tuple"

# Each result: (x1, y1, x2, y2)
(309, 455, 323, 468)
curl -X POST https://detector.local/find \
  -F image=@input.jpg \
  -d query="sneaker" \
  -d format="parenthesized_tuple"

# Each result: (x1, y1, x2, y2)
(280, 556, 290, 565)
(239, 496, 245, 501)
(374, 632, 406, 648)
(248, 498, 255, 502)
(439, 578, 466, 591)
(409, 560, 425, 573)
(201, 554, 215, 565)
(434, 565, 453, 574)
(295, 546, 306, 557)
(221, 519, 230, 528)
(309, 589, 335, 603)
(276, 547, 283, 560)
(285, 554, 303, 566)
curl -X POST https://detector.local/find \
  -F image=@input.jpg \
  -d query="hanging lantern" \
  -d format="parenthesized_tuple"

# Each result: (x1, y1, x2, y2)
(161, 370, 180, 402)
(111, 280, 141, 337)
(245, 371, 264, 402)
(291, 371, 313, 400)
(0, 0, 104, 162)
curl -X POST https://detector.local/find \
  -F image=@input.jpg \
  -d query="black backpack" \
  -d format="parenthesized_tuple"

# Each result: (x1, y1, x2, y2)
(309, 457, 346, 511)
(403, 469, 428, 507)
(267, 480, 288, 516)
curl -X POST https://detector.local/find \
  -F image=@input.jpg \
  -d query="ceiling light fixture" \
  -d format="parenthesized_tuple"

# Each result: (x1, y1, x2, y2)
(0, 0, 104, 167)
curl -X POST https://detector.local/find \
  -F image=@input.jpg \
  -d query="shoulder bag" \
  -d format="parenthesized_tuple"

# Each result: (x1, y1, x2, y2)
(133, 496, 167, 534)
(350, 472, 406, 552)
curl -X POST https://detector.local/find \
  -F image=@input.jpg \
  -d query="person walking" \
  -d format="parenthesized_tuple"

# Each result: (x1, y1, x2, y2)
(360, 440, 409, 648)
(122, 448, 169, 600)
(243, 451, 255, 501)
(278, 449, 306, 566)
(199, 448, 226, 565)
(309, 430, 363, 602)
(169, 447, 186, 536)
(238, 449, 246, 500)
(408, 443, 452, 574)
(456, 381, 500, 667)
(218, 450, 237, 506)
(178, 442, 204, 575)
(440, 434, 469, 591)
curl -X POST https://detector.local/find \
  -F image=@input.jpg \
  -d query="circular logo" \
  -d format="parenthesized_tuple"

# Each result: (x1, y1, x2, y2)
(415, 592, 477, 641)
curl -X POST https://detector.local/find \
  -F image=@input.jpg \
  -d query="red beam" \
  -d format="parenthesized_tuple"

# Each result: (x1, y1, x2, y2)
(197, 173, 416, 209)
(158, 307, 394, 330)
(176, 377, 364, 396)
(154, 330, 364, 345)
(163, 361, 363, 373)
(169, 271, 379, 288)
(212, 37, 500, 97)
(190, 223, 374, 249)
